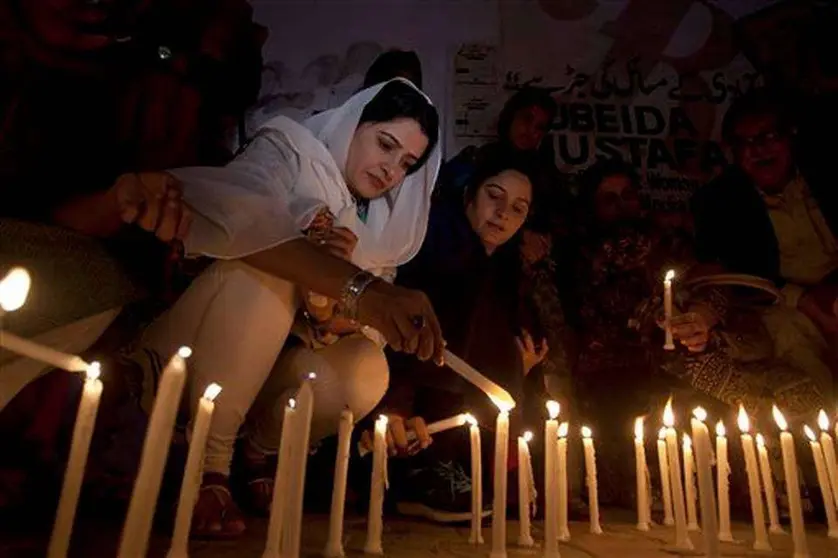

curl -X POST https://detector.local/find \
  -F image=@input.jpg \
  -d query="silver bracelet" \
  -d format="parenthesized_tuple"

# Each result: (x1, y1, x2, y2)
(338, 270, 378, 322)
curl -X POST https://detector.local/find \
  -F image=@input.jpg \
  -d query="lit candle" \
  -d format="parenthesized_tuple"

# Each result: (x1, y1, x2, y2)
(358, 412, 469, 458)
(0, 330, 89, 373)
(657, 427, 674, 526)
(490, 404, 511, 558)
(364, 414, 388, 555)
(517, 431, 535, 547)
(168, 383, 222, 558)
(682, 434, 699, 532)
(118, 347, 191, 558)
(467, 414, 484, 545)
(263, 398, 297, 558)
(663, 399, 693, 549)
(582, 426, 603, 534)
(663, 269, 675, 351)
(773, 406, 809, 556)
(443, 351, 516, 411)
(690, 408, 720, 558)
(804, 425, 838, 538)
(634, 417, 651, 531)
(47, 363, 103, 558)
(282, 376, 315, 558)
(557, 422, 570, 542)
(755, 433, 784, 534)
(715, 420, 733, 542)
(0, 266, 31, 314)
(544, 402, 560, 556)
(817, 410, 838, 513)
(324, 408, 354, 558)
(737, 405, 771, 551)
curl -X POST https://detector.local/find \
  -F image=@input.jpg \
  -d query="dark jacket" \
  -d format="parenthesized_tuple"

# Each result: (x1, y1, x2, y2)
(692, 93, 838, 285)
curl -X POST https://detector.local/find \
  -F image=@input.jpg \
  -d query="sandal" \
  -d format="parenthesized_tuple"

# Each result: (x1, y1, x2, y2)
(233, 438, 279, 516)
(190, 473, 247, 539)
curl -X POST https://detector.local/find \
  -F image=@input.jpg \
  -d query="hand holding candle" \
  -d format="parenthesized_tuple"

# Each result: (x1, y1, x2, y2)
(737, 405, 771, 551)
(773, 406, 809, 557)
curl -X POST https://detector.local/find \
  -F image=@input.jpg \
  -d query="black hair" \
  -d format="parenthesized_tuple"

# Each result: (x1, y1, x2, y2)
(463, 151, 540, 207)
(577, 157, 640, 213)
(497, 87, 558, 146)
(363, 50, 423, 89)
(720, 87, 799, 144)
(358, 80, 439, 174)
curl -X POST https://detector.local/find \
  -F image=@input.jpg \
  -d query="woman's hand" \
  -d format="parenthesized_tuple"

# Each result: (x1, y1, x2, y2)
(113, 172, 192, 242)
(516, 329, 549, 375)
(359, 415, 432, 457)
(670, 304, 718, 353)
(317, 226, 358, 261)
(358, 281, 445, 364)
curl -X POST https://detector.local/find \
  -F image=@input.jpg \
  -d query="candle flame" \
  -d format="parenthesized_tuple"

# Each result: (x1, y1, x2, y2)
(772, 405, 788, 431)
(0, 267, 31, 312)
(489, 394, 515, 414)
(464, 413, 478, 426)
(737, 405, 750, 433)
(756, 433, 765, 448)
(558, 422, 569, 438)
(658, 427, 667, 440)
(523, 430, 534, 443)
(683, 433, 692, 449)
(581, 425, 593, 439)
(288, 398, 296, 409)
(634, 416, 644, 440)
(692, 407, 707, 422)
(546, 400, 560, 419)
(177, 346, 193, 359)
(307, 371, 317, 380)
(203, 382, 222, 401)
(715, 420, 726, 437)
(664, 269, 675, 282)
(85, 361, 101, 382)
(804, 425, 817, 442)
(818, 409, 830, 431)
(377, 414, 389, 426)
(663, 397, 674, 427)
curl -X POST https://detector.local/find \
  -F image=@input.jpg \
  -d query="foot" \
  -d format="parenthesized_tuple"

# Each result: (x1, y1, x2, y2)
(396, 460, 491, 524)
(234, 439, 278, 516)
(190, 473, 246, 539)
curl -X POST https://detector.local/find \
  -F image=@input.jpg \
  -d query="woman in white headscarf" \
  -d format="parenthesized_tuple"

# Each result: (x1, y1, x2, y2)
(138, 79, 444, 537)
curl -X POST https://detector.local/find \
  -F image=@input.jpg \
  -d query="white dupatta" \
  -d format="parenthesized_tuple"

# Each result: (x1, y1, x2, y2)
(174, 78, 441, 276)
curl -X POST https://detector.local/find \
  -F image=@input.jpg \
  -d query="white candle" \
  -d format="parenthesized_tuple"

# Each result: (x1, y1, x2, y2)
(467, 414, 484, 545)
(47, 363, 103, 558)
(428, 413, 469, 435)
(0, 330, 89, 372)
(663, 399, 693, 549)
(657, 427, 674, 526)
(715, 420, 733, 542)
(773, 406, 809, 557)
(0, 266, 31, 314)
(663, 269, 675, 350)
(690, 408, 720, 558)
(544, 402, 560, 556)
(168, 383, 222, 558)
(737, 406, 771, 551)
(324, 408, 354, 558)
(517, 431, 535, 547)
(282, 377, 315, 558)
(582, 426, 603, 534)
(364, 414, 388, 555)
(755, 433, 784, 534)
(682, 434, 699, 532)
(817, 410, 838, 513)
(490, 406, 511, 558)
(557, 422, 570, 541)
(443, 350, 516, 411)
(263, 398, 297, 558)
(634, 417, 651, 531)
(805, 425, 838, 538)
(118, 347, 191, 558)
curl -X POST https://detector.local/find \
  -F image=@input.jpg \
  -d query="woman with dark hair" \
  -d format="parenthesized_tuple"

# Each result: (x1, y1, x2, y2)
(362, 49, 423, 89)
(138, 78, 445, 537)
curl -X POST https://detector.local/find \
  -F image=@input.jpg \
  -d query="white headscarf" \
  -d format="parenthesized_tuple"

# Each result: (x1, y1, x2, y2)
(176, 78, 441, 275)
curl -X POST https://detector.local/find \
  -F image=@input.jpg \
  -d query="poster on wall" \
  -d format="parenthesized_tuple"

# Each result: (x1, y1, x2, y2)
(497, 0, 775, 211)
(451, 43, 501, 153)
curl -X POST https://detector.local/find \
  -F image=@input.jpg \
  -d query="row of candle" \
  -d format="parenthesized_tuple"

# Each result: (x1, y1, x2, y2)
(635, 399, 838, 557)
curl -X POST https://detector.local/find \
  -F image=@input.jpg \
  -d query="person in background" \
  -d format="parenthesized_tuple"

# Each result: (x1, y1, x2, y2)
(692, 88, 837, 395)
(362, 49, 423, 90)
(379, 153, 549, 523)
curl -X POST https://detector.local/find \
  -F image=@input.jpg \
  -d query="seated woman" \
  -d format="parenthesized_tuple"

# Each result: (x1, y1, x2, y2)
(138, 79, 444, 538)
(571, 158, 827, 508)
(381, 154, 549, 522)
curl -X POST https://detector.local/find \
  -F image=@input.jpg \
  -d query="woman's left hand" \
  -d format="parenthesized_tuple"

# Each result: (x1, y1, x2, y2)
(516, 329, 549, 376)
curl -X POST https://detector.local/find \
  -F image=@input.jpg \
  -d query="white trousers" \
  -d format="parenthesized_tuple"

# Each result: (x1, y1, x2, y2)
(142, 260, 389, 474)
